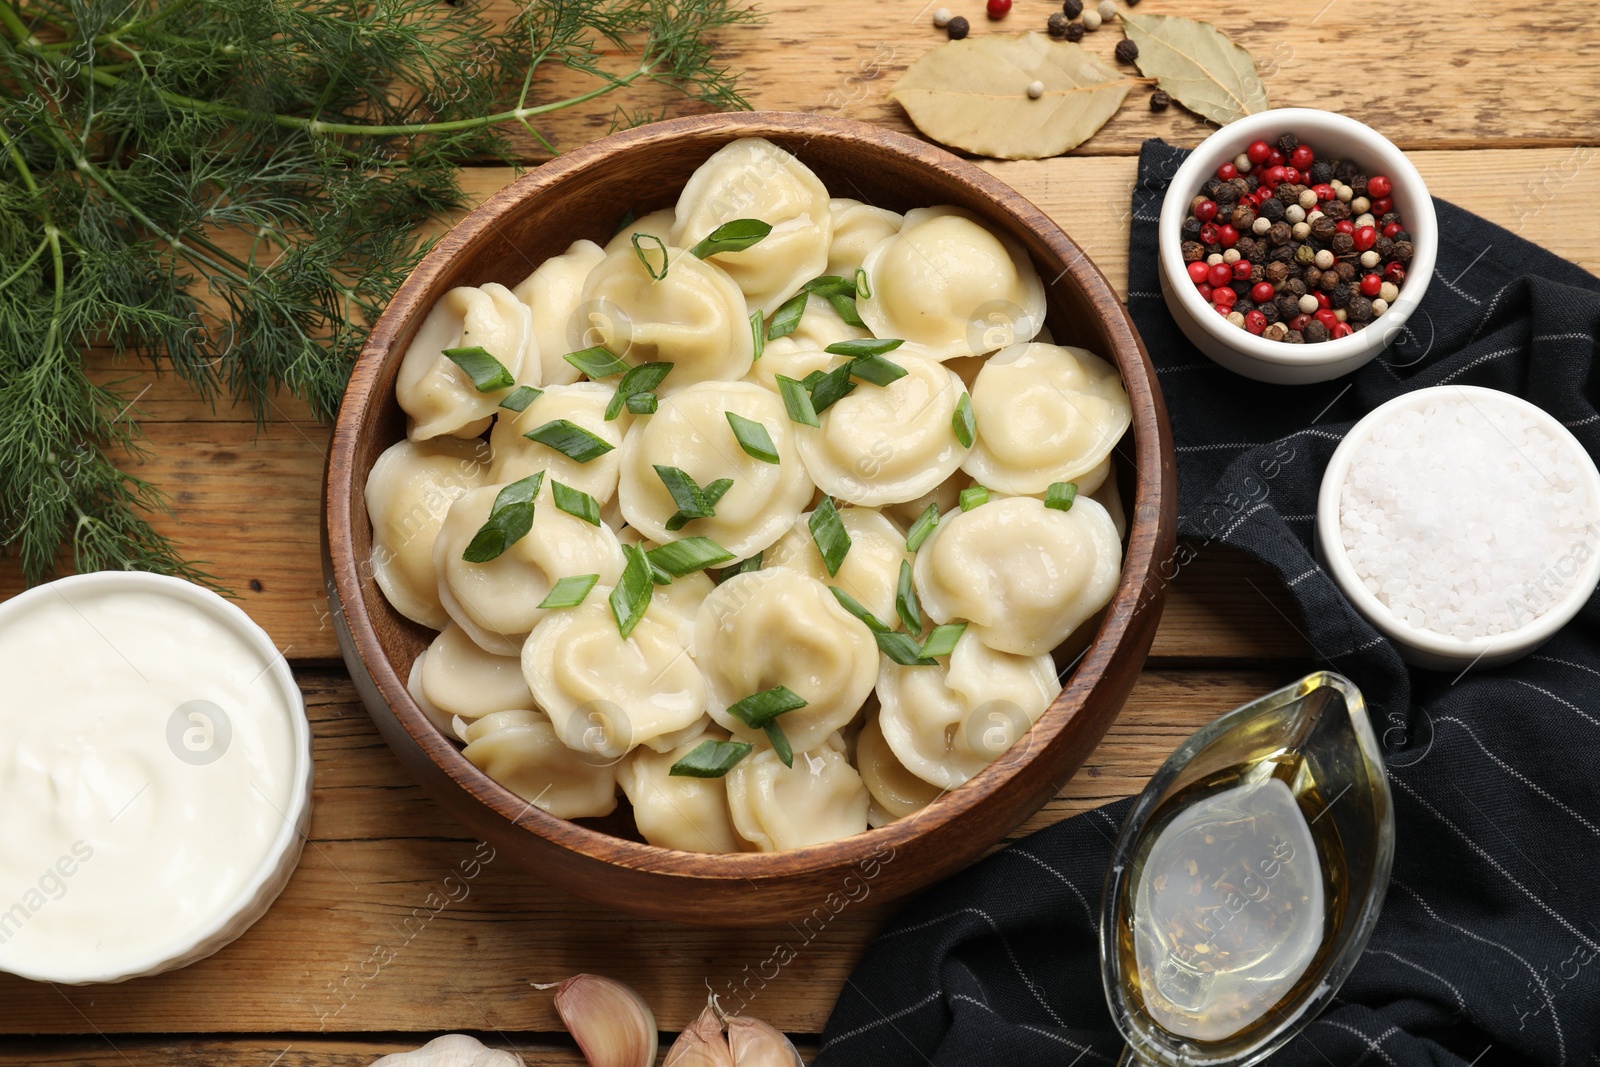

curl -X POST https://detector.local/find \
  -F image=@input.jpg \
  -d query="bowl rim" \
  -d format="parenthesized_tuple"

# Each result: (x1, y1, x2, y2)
(0, 570, 312, 984)
(1158, 107, 1438, 370)
(1315, 384, 1600, 663)
(325, 110, 1176, 880)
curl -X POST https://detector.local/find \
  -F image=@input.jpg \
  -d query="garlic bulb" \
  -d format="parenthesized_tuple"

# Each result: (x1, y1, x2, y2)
(549, 973, 659, 1067)
(726, 1016, 804, 1067)
(663, 1005, 735, 1067)
(368, 1034, 523, 1067)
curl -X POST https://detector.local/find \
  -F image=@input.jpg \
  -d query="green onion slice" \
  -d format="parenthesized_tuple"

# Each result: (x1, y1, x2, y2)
(703, 478, 734, 507)
(809, 497, 851, 577)
(829, 585, 890, 633)
(764, 722, 794, 768)
(849, 354, 907, 386)
(689, 218, 773, 259)
(920, 621, 967, 659)
(461, 472, 544, 563)
(632, 232, 669, 280)
(808, 362, 857, 414)
(826, 337, 903, 359)
(524, 419, 615, 463)
(536, 573, 599, 609)
(828, 292, 866, 328)
(803, 275, 856, 298)
(498, 384, 543, 412)
(669, 739, 753, 778)
(647, 536, 736, 577)
(960, 485, 990, 511)
(1045, 481, 1078, 511)
(877, 630, 937, 667)
(605, 361, 673, 420)
(715, 551, 763, 583)
(725, 685, 808, 729)
(626, 392, 659, 415)
(953, 392, 976, 448)
(551, 481, 601, 526)
(726, 411, 780, 464)
(895, 559, 922, 633)
(767, 292, 807, 340)
(564, 345, 631, 379)
(855, 267, 871, 299)
(608, 544, 653, 639)
(776, 375, 820, 427)
(750, 310, 765, 361)
(442, 346, 515, 392)
(905, 503, 939, 551)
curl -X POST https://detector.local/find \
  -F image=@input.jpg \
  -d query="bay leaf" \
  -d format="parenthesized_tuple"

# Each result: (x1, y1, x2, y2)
(889, 32, 1135, 160)
(1118, 11, 1268, 125)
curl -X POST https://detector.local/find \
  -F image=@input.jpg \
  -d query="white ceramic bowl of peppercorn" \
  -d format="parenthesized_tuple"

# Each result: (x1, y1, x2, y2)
(1158, 108, 1437, 385)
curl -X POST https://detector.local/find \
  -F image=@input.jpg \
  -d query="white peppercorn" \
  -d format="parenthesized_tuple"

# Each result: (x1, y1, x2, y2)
(1359, 250, 1380, 268)
(933, 6, 953, 25)
(1336, 184, 1354, 203)
(1223, 248, 1242, 263)
(1234, 153, 1253, 174)
(1371, 297, 1389, 315)
(1252, 217, 1272, 235)
(1298, 294, 1319, 314)
(1291, 221, 1311, 240)
(1298, 189, 1318, 210)
(1379, 281, 1399, 303)
(1097, 0, 1116, 17)
(1354, 212, 1376, 228)
(1207, 253, 1224, 265)
(1313, 248, 1335, 269)
(1027, 80, 1045, 99)
(1284, 204, 1306, 225)
(1226, 310, 1246, 327)
(1082, 8, 1102, 29)
(1350, 196, 1371, 215)
(1334, 308, 1348, 323)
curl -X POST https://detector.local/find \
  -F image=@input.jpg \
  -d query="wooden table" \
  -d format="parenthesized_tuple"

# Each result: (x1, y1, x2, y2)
(3, 0, 1596, 1062)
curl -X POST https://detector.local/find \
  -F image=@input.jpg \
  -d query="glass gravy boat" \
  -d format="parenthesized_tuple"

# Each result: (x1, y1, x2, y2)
(1099, 672, 1394, 1067)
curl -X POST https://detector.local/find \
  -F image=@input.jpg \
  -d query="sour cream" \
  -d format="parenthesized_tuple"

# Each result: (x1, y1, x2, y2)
(0, 573, 311, 983)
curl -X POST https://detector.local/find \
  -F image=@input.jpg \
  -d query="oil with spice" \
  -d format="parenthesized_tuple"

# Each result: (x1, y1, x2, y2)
(1113, 748, 1349, 1045)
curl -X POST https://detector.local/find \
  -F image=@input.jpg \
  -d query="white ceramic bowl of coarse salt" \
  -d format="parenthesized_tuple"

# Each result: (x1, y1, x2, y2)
(1317, 385, 1600, 671)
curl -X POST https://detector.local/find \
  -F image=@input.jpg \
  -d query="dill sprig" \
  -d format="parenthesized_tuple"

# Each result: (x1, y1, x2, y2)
(0, 0, 757, 587)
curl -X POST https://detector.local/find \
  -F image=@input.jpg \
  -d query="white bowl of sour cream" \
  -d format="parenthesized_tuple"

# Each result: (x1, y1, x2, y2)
(0, 571, 312, 984)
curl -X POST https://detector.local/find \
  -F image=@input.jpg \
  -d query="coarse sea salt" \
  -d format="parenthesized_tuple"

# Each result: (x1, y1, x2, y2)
(1339, 396, 1598, 641)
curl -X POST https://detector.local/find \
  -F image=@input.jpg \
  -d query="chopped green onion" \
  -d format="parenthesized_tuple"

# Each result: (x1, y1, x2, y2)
(803, 275, 856, 298)
(498, 385, 543, 412)
(953, 392, 976, 448)
(656, 465, 726, 531)
(855, 268, 872, 299)
(750, 310, 765, 361)
(829, 585, 890, 633)
(704, 478, 734, 507)
(809, 497, 851, 577)
(726, 411, 780, 464)
(461, 472, 544, 563)
(725, 685, 808, 729)
(551, 481, 601, 526)
(849, 354, 907, 386)
(800, 369, 827, 389)
(605, 361, 673, 420)
(648, 536, 736, 577)
(632, 232, 669, 280)
(626, 392, 659, 415)
(920, 622, 967, 659)
(828, 292, 866, 328)
(776, 375, 820, 427)
(608, 544, 653, 639)
(649, 559, 674, 585)
(564, 345, 631, 379)
(524, 419, 615, 463)
(905, 503, 939, 551)
(669, 739, 753, 778)
(1045, 481, 1079, 511)
(767, 292, 807, 340)
(895, 559, 922, 633)
(536, 573, 599, 609)
(808, 362, 857, 414)
(442, 346, 515, 392)
(690, 218, 773, 259)
(764, 722, 794, 768)
(715, 551, 763, 584)
(826, 337, 903, 359)
(960, 485, 990, 511)
(877, 630, 937, 666)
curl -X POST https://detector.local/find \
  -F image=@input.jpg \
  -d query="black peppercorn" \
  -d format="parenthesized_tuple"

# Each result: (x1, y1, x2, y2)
(1350, 174, 1369, 198)
(1335, 260, 1356, 282)
(1286, 277, 1307, 297)
(1250, 263, 1266, 282)
(1256, 198, 1283, 224)
(1319, 269, 1340, 291)
(1335, 159, 1359, 183)
(1277, 133, 1298, 156)
(1230, 204, 1255, 229)
(1215, 183, 1239, 206)
(1284, 329, 1306, 344)
(1303, 264, 1322, 287)
(1265, 260, 1290, 286)
(1348, 295, 1373, 322)
(1181, 240, 1204, 263)
(1394, 230, 1411, 244)
(1374, 235, 1395, 259)
(1276, 294, 1301, 319)
(1380, 211, 1401, 227)
(1048, 12, 1070, 36)
(1392, 240, 1414, 262)
(1330, 282, 1352, 309)
(1201, 178, 1223, 198)
(1308, 217, 1336, 243)
(1245, 240, 1266, 264)
(1308, 161, 1334, 185)
(1115, 38, 1139, 63)
(1331, 232, 1354, 256)
(947, 15, 970, 38)
(1324, 200, 1351, 221)
(1276, 183, 1300, 205)
(1181, 217, 1202, 240)
(1234, 296, 1256, 314)
(1065, 20, 1085, 41)
(1265, 221, 1291, 247)
(1260, 300, 1281, 324)
(1303, 319, 1329, 343)
(1270, 243, 1295, 264)
(1063, 0, 1084, 15)
(1150, 90, 1170, 112)
(1228, 177, 1251, 199)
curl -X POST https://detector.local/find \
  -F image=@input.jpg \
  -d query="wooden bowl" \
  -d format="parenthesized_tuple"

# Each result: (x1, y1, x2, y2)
(324, 112, 1176, 925)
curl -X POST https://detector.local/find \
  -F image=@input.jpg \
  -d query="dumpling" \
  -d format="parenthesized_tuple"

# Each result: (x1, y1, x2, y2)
(795, 350, 969, 507)
(877, 627, 1061, 789)
(397, 283, 534, 440)
(725, 735, 870, 851)
(857, 207, 1046, 360)
(649, 567, 715, 643)
(520, 592, 709, 759)
(826, 198, 903, 278)
(913, 495, 1121, 656)
(415, 623, 534, 720)
(962, 342, 1131, 494)
(618, 732, 744, 853)
(579, 244, 754, 390)
(764, 506, 910, 624)
(434, 482, 627, 655)
(881, 470, 969, 531)
(743, 338, 837, 395)
(671, 137, 832, 315)
(488, 382, 631, 502)
(512, 239, 606, 386)
(790, 296, 870, 350)
(406, 655, 458, 738)
(461, 710, 618, 819)
(856, 711, 943, 826)
(1089, 458, 1126, 541)
(694, 570, 877, 752)
(617, 381, 814, 559)
(603, 208, 676, 256)
(365, 437, 490, 629)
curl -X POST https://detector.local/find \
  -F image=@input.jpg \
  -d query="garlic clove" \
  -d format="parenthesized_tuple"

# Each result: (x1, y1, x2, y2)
(368, 1033, 524, 1066)
(663, 1005, 734, 1067)
(726, 1016, 804, 1067)
(550, 973, 659, 1067)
